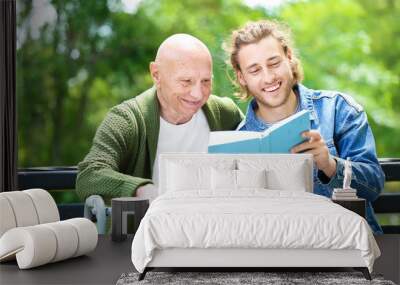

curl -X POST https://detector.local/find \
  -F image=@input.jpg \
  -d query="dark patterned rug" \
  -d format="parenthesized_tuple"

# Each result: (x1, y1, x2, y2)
(116, 271, 396, 285)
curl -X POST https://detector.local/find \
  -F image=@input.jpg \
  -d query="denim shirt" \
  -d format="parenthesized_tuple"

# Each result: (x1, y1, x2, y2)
(238, 84, 385, 234)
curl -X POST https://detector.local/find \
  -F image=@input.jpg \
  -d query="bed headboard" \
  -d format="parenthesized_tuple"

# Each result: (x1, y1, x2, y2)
(158, 153, 314, 195)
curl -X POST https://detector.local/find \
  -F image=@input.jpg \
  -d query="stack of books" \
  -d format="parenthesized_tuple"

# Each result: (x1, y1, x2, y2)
(332, 188, 358, 200)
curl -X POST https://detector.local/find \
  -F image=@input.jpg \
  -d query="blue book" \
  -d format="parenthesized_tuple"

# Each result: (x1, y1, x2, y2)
(208, 110, 310, 154)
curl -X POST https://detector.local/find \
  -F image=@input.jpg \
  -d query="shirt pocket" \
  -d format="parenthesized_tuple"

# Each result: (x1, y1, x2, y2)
(325, 139, 338, 157)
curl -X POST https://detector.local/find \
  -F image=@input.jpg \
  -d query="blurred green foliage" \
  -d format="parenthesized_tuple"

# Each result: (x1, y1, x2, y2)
(17, 1, 399, 173)
(16, 0, 400, 167)
(16, 0, 400, 226)
(49, 189, 79, 204)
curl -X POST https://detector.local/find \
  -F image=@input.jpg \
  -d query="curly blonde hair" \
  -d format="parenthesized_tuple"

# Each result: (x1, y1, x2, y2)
(226, 20, 304, 100)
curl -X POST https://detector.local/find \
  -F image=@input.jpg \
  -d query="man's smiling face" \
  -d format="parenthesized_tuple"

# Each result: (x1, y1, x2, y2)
(159, 55, 212, 120)
(236, 36, 295, 110)
(151, 38, 213, 124)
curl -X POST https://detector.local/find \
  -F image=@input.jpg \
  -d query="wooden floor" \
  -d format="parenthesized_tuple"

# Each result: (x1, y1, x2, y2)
(0, 235, 398, 285)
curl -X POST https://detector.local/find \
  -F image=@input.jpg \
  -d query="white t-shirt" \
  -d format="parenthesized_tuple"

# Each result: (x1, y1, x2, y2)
(152, 110, 210, 186)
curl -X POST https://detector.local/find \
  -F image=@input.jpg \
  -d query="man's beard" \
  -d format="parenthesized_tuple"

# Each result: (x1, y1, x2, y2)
(251, 80, 294, 109)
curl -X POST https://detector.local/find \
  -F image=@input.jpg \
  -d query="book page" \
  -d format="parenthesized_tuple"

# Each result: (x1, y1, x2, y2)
(209, 131, 261, 146)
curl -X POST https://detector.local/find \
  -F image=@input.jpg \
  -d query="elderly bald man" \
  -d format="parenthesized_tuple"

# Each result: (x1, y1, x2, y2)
(76, 34, 243, 202)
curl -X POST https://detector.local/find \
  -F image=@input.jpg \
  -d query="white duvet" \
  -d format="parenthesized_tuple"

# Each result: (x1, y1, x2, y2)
(131, 190, 380, 273)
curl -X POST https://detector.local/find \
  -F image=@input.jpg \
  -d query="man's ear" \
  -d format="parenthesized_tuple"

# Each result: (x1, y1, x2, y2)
(149, 62, 160, 86)
(286, 47, 293, 62)
(236, 70, 247, 87)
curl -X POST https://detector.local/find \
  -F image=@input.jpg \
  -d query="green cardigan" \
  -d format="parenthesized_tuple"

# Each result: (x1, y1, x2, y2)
(76, 87, 244, 201)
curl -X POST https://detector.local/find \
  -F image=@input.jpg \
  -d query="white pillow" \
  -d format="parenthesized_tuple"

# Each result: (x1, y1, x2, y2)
(266, 167, 307, 191)
(211, 168, 237, 190)
(237, 158, 309, 191)
(167, 162, 211, 191)
(211, 168, 268, 191)
(236, 169, 268, 189)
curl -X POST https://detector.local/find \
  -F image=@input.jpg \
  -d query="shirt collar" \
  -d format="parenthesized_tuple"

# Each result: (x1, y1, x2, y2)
(243, 99, 269, 131)
(297, 84, 318, 124)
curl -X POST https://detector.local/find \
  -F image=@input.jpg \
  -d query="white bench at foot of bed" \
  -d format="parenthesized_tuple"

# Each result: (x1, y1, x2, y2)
(147, 248, 366, 268)
(141, 248, 371, 280)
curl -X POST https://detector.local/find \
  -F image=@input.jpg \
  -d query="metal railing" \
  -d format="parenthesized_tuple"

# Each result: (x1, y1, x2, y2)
(17, 167, 82, 220)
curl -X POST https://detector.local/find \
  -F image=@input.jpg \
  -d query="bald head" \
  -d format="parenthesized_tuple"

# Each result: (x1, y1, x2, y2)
(150, 34, 213, 125)
(155, 34, 212, 66)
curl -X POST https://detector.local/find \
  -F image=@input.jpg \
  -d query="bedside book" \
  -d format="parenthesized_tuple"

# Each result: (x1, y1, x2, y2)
(332, 188, 358, 200)
(208, 110, 310, 154)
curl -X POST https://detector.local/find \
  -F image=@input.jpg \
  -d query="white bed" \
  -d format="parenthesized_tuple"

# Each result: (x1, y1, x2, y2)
(131, 154, 380, 280)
